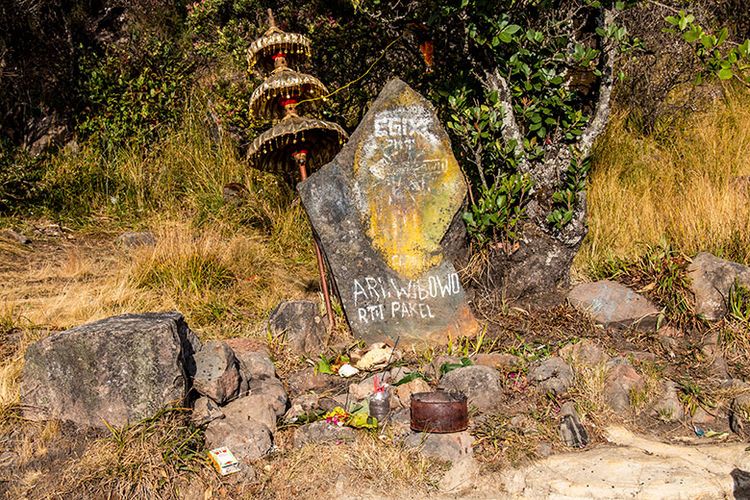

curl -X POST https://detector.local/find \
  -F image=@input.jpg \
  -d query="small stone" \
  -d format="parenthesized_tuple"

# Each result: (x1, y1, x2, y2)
(438, 365, 503, 413)
(1, 229, 31, 245)
(115, 231, 156, 248)
(221, 394, 278, 432)
(268, 300, 326, 356)
(653, 380, 684, 422)
(692, 407, 716, 425)
(283, 394, 321, 424)
(286, 369, 336, 394)
(348, 374, 380, 402)
(394, 378, 431, 409)
(338, 364, 359, 378)
(535, 441, 553, 457)
(559, 402, 589, 448)
(624, 351, 657, 364)
(247, 378, 288, 417)
(471, 353, 522, 371)
(205, 418, 273, 461)
(293, 421, 356, 448)
(729, 385, 750, 439)
(567, 280, 661, 330)
(224, 338, 275, 381)
(603, 363, 644, 412)
(688, 252, 750, 320)
(404, 431, 473, 463)
(528, 357, 574, 396)
(559, 339, 609, 367)
(191, 396, 224, 426)
(193, 341, 241, 405)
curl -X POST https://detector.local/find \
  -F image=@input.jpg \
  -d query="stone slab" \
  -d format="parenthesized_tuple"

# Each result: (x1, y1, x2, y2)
(299, 78, 479, 345)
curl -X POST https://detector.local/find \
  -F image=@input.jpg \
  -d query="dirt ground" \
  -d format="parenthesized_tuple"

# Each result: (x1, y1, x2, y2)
(1, 224, 749, 499)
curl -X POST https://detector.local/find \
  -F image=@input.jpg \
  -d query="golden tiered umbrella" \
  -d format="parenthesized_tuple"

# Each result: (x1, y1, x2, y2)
(247, 115, 346, 178)
(248, 69, 329, 121)
(246, 10, 347, 327)
(247, 26, 311, 75)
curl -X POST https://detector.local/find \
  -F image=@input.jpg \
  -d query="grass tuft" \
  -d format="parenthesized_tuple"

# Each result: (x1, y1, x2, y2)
(580, 86, 750, 272)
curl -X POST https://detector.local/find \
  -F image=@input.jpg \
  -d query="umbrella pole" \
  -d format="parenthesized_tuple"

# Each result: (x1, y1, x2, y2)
(297, 159, 335, 330)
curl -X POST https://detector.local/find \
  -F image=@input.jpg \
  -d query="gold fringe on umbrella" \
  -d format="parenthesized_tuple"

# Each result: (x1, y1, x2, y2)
(246, 115, 347, 176)
(247, 26, 312, 75)
(249, 68, 328, 121)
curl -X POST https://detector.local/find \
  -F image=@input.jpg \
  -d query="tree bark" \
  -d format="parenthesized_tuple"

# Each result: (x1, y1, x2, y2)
(478, 8, 617, 306)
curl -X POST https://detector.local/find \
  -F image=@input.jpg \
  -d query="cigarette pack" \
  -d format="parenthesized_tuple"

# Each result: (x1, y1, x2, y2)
(208, 447, 241, 476)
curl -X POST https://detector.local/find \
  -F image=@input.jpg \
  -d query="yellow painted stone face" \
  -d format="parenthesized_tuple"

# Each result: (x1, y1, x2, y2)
(353, 86, 466, 279)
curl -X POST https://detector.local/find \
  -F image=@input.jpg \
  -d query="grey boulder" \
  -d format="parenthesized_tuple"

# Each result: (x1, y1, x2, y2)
(438, 365, 502, 413)
(568, 280, 660, 330)
(688, 252, 750, 320)
(529, 357, 574, 396)
(21, 312, 200, 428)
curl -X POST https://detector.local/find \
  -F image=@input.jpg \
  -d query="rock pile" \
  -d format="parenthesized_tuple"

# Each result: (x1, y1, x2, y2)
(20, 312, 289, 462)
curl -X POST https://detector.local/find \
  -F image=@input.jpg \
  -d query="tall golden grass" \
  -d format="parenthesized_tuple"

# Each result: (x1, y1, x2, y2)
(578, 86, 750, 274)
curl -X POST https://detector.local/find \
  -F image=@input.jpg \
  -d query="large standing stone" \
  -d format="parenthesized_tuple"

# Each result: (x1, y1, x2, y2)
(21, 312, 200, 428)
(688, 252, 750, 320)
(299, 78, 479, 345)
(568, 280, 660, 330)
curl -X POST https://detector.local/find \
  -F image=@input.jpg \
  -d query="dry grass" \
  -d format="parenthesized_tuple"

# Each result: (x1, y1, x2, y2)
(53, 408, 212, 499)
(254, 433, 444, 499)
(578, 85, 750, 274)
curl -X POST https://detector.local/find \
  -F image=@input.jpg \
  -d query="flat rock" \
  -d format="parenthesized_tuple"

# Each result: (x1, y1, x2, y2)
(293, 421, 356, 448)
(220, 394, 277, 432)
(568, 280, 660, 330)
(286, 369, 337, 395)
(688, 252, 750, 320)
(205, 418, 273, 461)
(559, 339, 609, 367)
(192, 340, 241, 405)
(21, 312, 199, 428)
(528, 357, 574, 396)
(403, 430, 473, 463)
(268, 300, 326, 355)
(299, 78, 479, 345)
(438, 365, 502, 413)
(502, 426, 750, 499)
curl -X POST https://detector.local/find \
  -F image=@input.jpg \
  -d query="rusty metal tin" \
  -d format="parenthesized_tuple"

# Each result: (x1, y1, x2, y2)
(410, 391, 468, 433)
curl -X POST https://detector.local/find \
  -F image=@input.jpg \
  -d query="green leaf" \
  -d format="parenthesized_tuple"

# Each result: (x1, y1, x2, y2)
(393, 372, 427, 386)
(718, 67, 733, 80)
